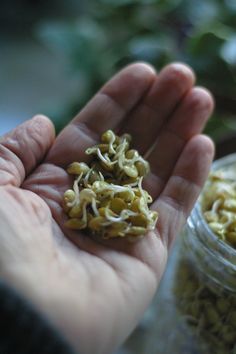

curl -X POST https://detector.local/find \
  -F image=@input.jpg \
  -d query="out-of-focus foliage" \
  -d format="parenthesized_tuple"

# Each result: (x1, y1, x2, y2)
(36, 0, 236, 139)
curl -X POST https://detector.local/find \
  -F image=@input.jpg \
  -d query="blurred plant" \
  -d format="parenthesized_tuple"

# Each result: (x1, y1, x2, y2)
(36, 0, 236, 141)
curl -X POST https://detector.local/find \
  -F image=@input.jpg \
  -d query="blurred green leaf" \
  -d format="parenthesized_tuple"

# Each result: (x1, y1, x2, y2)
(224, 0, 236, 12)
(221, 35, 236, 66)
(187, 28, 228, 57)
(204, 114, 235, 141)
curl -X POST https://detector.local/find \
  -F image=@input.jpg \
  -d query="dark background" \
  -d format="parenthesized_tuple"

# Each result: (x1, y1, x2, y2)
(1, 0, 236, 156)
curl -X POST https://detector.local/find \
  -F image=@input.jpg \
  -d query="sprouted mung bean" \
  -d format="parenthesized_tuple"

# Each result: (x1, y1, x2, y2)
(63, 130, 158, 240)
(174, 258, 236, 354)
(202, 168, 236, 248)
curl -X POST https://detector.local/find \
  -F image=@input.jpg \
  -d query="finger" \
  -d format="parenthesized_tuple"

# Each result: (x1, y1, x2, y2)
(46, 63, 156, 167)
(145, 87, 214, 198)
(119, 63, 195, 154)
(0, 115, 55, 187)
(152, 134, 214, 248)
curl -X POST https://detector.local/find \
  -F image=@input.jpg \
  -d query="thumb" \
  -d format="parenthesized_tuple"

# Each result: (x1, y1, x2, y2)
(0, 115, 55, 187)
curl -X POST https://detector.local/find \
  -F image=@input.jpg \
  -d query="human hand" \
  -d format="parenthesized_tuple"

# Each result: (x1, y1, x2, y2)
(0, 63, 214, 354)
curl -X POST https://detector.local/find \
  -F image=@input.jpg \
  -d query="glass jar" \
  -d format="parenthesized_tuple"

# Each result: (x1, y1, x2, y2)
(144, 153, 236, 354)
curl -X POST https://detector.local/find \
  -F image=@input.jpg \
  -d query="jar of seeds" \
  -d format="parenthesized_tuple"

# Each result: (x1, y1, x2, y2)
(177, 153, 236, 354)
(145, 153, 236, 354)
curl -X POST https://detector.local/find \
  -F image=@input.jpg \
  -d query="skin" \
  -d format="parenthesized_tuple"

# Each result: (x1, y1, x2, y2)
(0, 62, 214, 354)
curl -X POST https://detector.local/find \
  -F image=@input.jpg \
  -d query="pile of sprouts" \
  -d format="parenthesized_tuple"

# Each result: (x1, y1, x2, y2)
(63, 130, 158, 240)
(174, 258, 236, 354)
(202, 168, 236, 247)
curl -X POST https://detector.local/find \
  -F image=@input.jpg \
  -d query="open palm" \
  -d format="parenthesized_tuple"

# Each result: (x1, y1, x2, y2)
(0, 63, 214, 354)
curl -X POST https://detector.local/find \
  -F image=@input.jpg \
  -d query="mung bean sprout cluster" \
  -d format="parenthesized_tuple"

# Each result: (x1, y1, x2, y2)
(63, 130, 158, 240)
